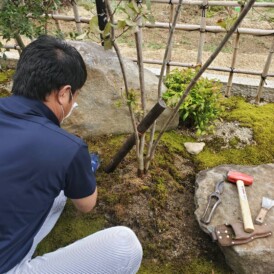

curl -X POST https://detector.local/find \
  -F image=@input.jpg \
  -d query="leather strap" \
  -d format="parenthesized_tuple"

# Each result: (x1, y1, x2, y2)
(211, 222, 272, 246)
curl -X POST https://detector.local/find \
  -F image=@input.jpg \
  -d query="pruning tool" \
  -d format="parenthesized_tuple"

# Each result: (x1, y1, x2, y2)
(200, 180, 225, 224)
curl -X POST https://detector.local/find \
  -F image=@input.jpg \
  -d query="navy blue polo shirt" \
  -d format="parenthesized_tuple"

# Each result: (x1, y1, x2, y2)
(0, 95, 96, 273)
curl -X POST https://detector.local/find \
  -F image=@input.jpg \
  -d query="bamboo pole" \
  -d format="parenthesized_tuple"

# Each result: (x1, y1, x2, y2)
(130, 58, 274, 77)
(143, 22, 274, 36)
(225, 32, 241, 96)
(166, 2, 175, 75)
(225, 5, 243, 97)
(150, 0, 274, 7)
(53, 7, 61, 32)
(197, 0, 208, 65)
(34, 14, 274, 36)
(71, 1, 82, 33)
(157, 1, 184, 98)
(2, 45, 21, 50)
(255, 38, 274, 104)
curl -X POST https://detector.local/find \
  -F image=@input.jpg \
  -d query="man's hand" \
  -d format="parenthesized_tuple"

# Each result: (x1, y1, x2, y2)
(90, 153, 100, 173)
(71, 153, 100, 213)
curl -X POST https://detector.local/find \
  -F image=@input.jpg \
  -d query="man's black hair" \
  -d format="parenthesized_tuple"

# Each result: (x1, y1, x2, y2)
(12, 35, 87, 100)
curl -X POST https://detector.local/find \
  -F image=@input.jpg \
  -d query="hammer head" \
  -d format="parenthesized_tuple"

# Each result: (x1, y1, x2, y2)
(227, 171, 253, 186)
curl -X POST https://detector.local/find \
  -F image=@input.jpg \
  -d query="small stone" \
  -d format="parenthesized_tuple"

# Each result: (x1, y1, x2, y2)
(184, 142, 205, 155)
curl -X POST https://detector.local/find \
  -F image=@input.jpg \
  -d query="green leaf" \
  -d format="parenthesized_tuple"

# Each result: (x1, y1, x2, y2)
(75, 32, 87, 40)
(182, 112, 189, 120)
(125, 19, 137, 27)
(128, 1, 140, 13)
(116, 20, 127, 30)
(103, 22, 112, 38)
(145, 14, 155, 25)
(89, 16, 100, 34)
(125, 5, 136, 19)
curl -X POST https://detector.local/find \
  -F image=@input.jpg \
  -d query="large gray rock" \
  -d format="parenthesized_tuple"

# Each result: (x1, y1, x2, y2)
(195, 164, 274, 274)
(63, 41, 178, 137)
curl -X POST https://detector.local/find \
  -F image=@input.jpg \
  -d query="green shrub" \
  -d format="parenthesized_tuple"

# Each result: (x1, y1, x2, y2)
(162, 68, 223, 135)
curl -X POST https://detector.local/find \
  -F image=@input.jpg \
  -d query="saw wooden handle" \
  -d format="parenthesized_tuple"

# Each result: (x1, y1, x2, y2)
(236, 180, 254, 233)
(255, 208, 268, 225)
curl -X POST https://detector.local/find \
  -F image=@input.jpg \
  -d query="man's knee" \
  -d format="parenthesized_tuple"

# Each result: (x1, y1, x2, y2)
(112, 226, 143, 272)
(114, 226, 142, 250)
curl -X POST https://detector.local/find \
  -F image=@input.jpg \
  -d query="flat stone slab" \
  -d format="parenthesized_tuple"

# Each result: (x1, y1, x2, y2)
(194, 164, 274, 274)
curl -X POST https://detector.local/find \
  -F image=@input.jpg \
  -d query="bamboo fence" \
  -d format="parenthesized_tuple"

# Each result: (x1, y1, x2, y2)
(1, 0, 274, 101)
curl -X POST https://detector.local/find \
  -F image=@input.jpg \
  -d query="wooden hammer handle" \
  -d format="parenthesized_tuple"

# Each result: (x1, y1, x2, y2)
(236, 180, 254, 233)
(255, 207, 268, 225)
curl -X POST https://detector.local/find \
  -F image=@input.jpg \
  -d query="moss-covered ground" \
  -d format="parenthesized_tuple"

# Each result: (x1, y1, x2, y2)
(194, 97, 274, 169)
(0, 69, 13, 97)
(1, 71, 274, 273)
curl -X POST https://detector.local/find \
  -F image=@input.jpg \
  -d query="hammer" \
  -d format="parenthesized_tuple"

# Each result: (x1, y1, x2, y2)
(227, 171, 254, 233)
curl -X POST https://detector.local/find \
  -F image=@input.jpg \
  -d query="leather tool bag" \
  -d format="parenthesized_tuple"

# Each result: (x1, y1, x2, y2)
(211, 222, 272, 246)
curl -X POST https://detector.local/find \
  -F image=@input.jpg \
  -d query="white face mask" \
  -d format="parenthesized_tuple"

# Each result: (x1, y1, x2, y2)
(61, 102, 78, 123)
(65, 102, 78, 119)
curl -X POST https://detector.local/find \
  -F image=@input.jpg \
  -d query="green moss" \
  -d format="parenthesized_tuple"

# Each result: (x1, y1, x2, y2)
(139, 261, 178, 274)
(35, 201, 105, 256)
(0, 69, 14, 84)
(141, 185, 150, 191)
(139, 258, 230, 274)
(229, 136, 240, 148)
(182, 258, 230, 274)
(85, 134, 137, 172)
(0, 88, 10, 98)
(99, 188, 120, 204)
(154, 178, 168, 202)
(0, 69, 14, 98)
(160, 131, 194, 155)
(194, 97, 274, 170)
(142, 242, 158, 258)
(205, 136, 227, 152)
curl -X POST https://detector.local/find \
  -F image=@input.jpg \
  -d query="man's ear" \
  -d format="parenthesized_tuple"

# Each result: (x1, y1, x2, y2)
(57, 85, 72, 105)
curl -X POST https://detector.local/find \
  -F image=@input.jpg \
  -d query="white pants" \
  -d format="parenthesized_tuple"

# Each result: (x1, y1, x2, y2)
(6, 192, 143, 274)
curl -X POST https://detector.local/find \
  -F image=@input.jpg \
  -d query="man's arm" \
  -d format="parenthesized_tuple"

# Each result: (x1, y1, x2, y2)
(71, 187, 98, 213)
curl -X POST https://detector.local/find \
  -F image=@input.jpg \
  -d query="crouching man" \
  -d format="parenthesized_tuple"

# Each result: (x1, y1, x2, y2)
(0, 35, 142, 274)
